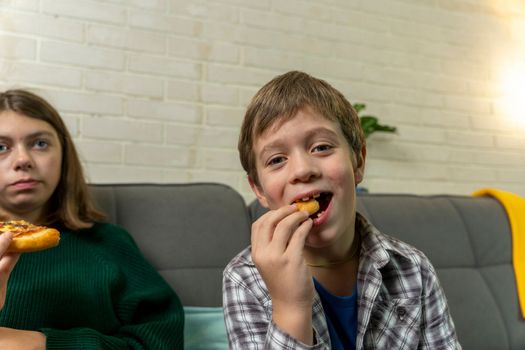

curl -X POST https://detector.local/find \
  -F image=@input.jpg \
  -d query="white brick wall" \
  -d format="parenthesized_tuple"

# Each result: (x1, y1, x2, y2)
(0, 0, 524, 202)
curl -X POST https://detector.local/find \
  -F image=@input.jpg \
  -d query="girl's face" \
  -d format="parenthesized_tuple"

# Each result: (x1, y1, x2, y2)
(0, 110, 62, 223)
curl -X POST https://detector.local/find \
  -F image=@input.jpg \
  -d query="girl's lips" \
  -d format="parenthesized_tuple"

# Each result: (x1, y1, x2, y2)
(11, 180, 39, 190)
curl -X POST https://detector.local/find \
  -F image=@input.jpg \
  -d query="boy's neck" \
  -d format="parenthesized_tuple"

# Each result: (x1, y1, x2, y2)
(306, 232, 361, 297)
(310, 259, 359, 297)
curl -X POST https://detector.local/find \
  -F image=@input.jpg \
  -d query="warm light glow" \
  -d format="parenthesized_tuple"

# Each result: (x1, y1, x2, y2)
(500, 63, 525, 127)
(491, 0, 525, 128)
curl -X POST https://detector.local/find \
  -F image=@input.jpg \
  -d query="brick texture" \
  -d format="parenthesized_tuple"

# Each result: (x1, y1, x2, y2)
(0, 0, 523, 200)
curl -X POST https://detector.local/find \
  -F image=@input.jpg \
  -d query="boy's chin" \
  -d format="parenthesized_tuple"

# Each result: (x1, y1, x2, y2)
(304, 226, 338, 246)
(304, 235, 326, 249)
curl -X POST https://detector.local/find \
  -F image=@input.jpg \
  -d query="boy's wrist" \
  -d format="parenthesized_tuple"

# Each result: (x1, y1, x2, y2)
(272, 303, 314, 345)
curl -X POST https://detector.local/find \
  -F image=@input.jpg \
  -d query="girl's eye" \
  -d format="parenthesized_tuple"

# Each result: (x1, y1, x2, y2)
(33, 139, 49, 149)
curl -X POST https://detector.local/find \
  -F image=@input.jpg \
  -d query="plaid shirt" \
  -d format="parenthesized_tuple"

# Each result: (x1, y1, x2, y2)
(223, 213, 461, 349)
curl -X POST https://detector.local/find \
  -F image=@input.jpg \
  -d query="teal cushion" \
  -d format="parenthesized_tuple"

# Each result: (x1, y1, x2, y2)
(183, 306, 228, 350)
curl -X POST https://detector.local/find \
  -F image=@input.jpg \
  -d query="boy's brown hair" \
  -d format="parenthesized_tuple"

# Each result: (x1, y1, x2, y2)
(0, 89, 105, 230)
(238, 70, 365, 186)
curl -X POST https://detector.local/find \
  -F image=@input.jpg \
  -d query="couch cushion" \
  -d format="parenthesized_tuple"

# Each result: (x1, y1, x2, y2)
(183, 306, 228, 350)
(89, 183, 251, 307)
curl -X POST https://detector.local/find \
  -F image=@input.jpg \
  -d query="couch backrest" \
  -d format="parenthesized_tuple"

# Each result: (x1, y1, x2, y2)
(251, 193, 525, 350)
(89, 183, 525, 349)
(89, 183, 251, 307)
(355, 193, 524, 350)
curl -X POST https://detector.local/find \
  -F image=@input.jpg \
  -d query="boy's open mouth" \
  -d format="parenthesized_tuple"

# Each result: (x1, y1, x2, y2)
(294, 192, 333, 220)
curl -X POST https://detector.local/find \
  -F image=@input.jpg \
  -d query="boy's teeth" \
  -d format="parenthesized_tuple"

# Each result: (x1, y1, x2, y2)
(300, 194, 320, 201)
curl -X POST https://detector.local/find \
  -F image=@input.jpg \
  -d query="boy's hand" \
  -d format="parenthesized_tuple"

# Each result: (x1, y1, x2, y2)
(251, 205, 314, 345)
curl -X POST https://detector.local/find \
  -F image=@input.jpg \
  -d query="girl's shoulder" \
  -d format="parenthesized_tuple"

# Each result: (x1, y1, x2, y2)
(74, 222, 138, 248)
(89, 221, 129, 234)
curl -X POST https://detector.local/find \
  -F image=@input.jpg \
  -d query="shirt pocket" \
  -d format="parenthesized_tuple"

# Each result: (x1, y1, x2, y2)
(366, 298, 422, 349)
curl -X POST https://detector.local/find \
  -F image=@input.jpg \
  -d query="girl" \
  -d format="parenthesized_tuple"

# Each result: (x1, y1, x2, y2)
(0, 89, 183, 349)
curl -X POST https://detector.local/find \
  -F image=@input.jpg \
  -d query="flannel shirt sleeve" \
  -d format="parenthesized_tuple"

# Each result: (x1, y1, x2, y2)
(418, 261, 462, 350)
(223, 259, 327, 350)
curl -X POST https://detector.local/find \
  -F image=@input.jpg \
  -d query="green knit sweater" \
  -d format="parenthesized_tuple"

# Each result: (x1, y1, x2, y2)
(0, 222, 184, 349)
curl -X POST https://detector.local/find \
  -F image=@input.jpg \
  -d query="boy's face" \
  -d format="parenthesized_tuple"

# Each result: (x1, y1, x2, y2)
(250, 106, 365, 249)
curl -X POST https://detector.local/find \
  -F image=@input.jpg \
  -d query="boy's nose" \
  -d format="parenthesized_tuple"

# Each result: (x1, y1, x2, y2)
(289, 154, 320, 183)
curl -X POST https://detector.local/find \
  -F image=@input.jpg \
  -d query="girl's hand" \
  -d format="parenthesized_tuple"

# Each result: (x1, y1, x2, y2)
(0, 232, 20, 310)
(250, 205, 314, 345)
(0, 327, 46, 349)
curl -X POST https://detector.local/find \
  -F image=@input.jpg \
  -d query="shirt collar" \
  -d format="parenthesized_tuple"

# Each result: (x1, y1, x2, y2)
(356, 212, 414, 269)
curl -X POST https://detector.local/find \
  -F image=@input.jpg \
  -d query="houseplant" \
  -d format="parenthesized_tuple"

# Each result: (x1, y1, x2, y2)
(353, 103, 397, 138)
(353, 103, 397, 193)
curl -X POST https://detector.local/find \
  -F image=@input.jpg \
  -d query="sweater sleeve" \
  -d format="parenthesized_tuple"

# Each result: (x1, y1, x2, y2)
(39, 224, 184, 350)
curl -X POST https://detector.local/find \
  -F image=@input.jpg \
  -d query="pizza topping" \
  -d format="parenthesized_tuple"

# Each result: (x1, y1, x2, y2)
(0, 220, 43, 236)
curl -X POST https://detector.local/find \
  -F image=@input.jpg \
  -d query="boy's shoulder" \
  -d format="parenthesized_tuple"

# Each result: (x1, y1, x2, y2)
(224, 246, 255, 278)
(223, 246, 272, 302)
(359, 213, 433, 270)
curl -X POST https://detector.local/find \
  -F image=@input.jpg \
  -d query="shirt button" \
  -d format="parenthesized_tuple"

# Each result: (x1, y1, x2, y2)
(397, 306, 406, 321)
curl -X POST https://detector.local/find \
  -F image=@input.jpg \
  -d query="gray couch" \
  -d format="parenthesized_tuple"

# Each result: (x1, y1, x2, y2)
(89, 183, 525, 349)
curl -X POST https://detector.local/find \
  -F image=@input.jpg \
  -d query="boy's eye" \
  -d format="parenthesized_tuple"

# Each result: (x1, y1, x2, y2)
(0, 144, 8, 153)
(312, 144, 332, 153)
(267, 156, 286, 166)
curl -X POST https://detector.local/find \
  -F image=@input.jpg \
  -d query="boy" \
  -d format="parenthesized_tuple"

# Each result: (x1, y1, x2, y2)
(223, 71, 461, 349)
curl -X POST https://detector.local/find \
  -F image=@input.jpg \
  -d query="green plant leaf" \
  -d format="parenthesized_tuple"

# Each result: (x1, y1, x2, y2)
(353, 103, 366, 113)
(353, 103, 397, 138)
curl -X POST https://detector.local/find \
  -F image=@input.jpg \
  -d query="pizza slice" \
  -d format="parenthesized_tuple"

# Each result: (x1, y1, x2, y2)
(0, 220, 60, 253)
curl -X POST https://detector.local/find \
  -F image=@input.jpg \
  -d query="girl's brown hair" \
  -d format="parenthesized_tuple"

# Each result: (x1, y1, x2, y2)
(238, 71, 365, 186)
(0, 89, 105, 230)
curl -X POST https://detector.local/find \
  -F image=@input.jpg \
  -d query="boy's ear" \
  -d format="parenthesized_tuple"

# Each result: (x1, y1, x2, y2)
(354, 146, 366, 185)
(248, 176, 270, 208)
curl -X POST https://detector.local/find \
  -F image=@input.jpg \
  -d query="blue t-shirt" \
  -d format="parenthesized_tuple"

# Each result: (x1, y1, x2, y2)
(313, 279, 358, 350)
